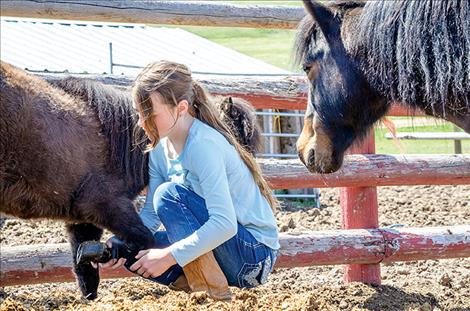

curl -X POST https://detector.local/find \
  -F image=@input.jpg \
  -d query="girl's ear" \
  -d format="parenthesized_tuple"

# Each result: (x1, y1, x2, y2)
(177, 99, 190, 115)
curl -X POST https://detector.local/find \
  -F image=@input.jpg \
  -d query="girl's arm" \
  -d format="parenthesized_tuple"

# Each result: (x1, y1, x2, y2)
(139, 148, 166, 233)
(169, 139, 237, 267)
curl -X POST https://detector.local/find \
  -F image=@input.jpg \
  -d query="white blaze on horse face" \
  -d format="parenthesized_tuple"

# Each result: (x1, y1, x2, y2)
(297, 113, 334, 173)
(297, 93, 315, 164)
(307, 90, 316, 117)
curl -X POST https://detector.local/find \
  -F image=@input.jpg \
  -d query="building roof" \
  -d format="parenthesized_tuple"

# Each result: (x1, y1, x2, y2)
(0, 17, 291, 76)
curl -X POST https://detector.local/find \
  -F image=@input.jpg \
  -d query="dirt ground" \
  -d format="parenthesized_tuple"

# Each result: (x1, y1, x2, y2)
(1, 185, 469, 311)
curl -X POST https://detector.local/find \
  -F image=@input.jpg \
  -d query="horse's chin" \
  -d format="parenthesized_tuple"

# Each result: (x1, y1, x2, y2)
(316, 155, 343, 174)
(297, 125, 343, 173)
(304, 148, 343, 174)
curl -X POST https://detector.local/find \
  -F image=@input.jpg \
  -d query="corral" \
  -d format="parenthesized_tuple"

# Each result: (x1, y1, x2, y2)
(1, 1, 469, 310)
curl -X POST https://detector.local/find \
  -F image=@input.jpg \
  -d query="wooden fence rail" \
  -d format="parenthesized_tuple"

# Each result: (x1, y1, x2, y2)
(2, 225, 469, 287)
(259, 155, 470, 189)
(0, 0, 305, 29)
(38, 72, 424, 116)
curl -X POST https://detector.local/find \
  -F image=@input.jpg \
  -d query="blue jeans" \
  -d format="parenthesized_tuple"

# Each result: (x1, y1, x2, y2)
(137, 182, 278, 288)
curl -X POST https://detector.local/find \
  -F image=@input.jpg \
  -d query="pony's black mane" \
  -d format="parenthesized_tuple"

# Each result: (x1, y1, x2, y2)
(295, 0, 470, 116)
(355, 0, 470, 115)
(53, 78, 149, 196)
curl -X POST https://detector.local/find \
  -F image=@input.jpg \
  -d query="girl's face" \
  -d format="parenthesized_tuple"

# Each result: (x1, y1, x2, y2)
(134, 92, 179, 139)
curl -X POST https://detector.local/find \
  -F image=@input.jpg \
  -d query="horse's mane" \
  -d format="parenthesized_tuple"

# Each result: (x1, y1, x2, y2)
(295, 0, 470, 115)
(52, 78, 149, 196)
(355, 0, 470, 113)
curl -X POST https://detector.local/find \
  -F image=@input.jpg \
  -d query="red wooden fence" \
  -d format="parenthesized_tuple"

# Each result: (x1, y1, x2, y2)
(0, 1, 468, 287)
(2, 225, 469, 287)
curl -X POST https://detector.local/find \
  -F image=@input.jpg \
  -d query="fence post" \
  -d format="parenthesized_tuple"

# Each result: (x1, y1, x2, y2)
(340, 129, 381, 284)
(453, 125, 462, 154)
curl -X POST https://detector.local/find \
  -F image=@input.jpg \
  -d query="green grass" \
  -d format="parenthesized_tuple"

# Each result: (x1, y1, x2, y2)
(161, 1, 302, 70)
(179, 25, 298, 70)
(375, 124, 470, 154)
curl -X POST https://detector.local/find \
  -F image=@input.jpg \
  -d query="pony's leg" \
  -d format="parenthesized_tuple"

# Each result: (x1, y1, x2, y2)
(74, 194, 156, 251)
(73, 173, 156, 250)
(66, 223, 103, 300)
(95, 196, 156, 250)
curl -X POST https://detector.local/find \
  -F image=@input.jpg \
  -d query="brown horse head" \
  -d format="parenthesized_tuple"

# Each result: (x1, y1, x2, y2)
(297, 0, 470, 173)
(296, 0, 387, 173)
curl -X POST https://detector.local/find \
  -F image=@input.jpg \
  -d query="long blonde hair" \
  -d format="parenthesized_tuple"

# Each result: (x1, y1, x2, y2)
(132, 60, 278, 211)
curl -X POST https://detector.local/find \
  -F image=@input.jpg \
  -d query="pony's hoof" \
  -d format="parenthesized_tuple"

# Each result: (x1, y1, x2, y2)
(84, 291, 98, 300)
(76, 241, 112, 264)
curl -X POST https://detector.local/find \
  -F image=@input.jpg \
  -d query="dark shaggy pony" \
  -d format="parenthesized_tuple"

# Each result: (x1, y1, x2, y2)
(0, 62, 260, 299)
(295, 0, 470, 173)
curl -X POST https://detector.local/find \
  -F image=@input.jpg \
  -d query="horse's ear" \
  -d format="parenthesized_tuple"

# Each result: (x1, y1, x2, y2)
(302, 0, 341, 47)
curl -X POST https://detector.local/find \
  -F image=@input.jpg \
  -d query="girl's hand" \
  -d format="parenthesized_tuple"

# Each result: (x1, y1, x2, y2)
(129, 248, 177, 278)
(91, 258, 127, 270)
(90, 238, 127, 270)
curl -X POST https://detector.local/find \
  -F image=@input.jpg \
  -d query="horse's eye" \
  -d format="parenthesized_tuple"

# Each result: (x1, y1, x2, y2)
(303, 64, 312, 74)
(303, 62, 320, 81)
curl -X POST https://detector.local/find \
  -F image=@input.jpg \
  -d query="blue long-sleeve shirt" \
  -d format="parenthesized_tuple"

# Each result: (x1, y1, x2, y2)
(143, 119, 280, 267)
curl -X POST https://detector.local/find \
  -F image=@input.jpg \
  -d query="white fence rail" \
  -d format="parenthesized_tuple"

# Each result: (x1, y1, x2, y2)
(1, 0, 304, 29)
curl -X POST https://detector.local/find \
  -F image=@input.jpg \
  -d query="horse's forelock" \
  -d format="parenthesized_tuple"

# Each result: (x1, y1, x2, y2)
(294, 16, 317, 68)
(295, 1, 365, 68)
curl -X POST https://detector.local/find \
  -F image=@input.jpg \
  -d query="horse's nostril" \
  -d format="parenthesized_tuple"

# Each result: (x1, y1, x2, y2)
(297, 150, 306, 166)
(307, 149, 315, 166)
(305, 149, 317, 173)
